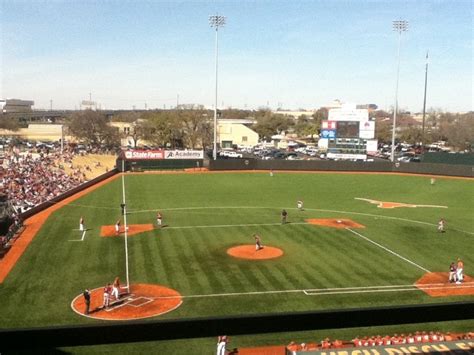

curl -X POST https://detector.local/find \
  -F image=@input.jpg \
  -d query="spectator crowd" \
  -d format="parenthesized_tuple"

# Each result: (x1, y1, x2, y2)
(0, 146, 86, 213)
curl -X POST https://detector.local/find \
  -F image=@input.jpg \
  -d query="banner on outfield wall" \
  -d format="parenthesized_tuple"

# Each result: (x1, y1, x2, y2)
(124, 150, 164, 160)
(164, 150, 204, 159)
(293, 340, 474, 354)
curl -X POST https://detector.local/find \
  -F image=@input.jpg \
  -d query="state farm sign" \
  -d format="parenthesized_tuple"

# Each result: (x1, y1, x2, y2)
(164, 150, 204, 159)
(124, 150, 164, 160)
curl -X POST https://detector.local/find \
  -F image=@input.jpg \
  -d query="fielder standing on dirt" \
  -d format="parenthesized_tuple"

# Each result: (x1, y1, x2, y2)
(254, 234, 263, 251)
(83, 289, 91, 315)
(115, 220, 121, 236)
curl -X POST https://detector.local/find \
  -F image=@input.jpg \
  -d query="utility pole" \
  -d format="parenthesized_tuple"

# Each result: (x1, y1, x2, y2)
(422, 51, 429, 146)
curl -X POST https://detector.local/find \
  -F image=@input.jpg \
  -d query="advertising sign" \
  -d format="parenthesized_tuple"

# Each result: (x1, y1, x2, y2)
(294, 340, 474, 355)
(321, 120, 337, 129)
(366, 139, 378, 154)
(124, 150, 164, 160)
(318, 138, 329, 151)
(327, 152, 367, 160)
(359, 120, 375, 139)
(328, 108, 369, 121)
(164, 150, 204, 159)
(321, 129, 336, 139)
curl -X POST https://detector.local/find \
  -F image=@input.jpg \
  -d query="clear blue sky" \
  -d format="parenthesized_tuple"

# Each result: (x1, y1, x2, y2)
(1, 0, 472, 112)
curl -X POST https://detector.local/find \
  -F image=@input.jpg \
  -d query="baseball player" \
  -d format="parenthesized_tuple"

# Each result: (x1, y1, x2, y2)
(437, 218, 445, 233)
(254, 234, 263, 251)
(111, 277, 120, 300)
(115, 220, 121, 236)
(79, 217, 85, 232)
(217, 335, 228, 355)
(83, 289, 91, 315)
(456, 258, 464, 284)
(448, 262, 457, 283)
(281, 209, 288, 224)
(102, 283, 111, 309)
(297, 200, 304, 211)
(156, 211, 163, 227)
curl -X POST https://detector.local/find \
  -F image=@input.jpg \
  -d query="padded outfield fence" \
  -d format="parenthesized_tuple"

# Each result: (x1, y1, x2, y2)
(207, 159, 474, 177)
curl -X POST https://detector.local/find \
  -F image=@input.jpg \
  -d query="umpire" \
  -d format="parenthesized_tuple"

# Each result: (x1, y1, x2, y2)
(83, 289, 91, 315)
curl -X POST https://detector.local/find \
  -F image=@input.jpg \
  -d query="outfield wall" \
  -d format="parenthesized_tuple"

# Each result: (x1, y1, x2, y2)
(208, 159, 474, 177)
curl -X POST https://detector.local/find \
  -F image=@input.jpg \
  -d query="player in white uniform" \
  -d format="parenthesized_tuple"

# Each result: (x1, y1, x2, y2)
(115, 220, 121, 235)
(79, 217, 85, 232)
(437, 219, 445, 233)
(111, 277, 120, 300)
(216, 336, 228, 355)
(297, 200, 304, 211)
(456, 258, 464, 284)
(254, 234, 263, 251)
(156, 212, 163, 227)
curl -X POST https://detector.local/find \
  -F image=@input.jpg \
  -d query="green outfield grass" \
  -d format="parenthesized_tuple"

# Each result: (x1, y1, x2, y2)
(0, 172, 472, 351)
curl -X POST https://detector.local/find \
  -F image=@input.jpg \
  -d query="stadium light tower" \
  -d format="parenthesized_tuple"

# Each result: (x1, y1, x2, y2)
(390, 19, 408, 163)
(209, 14, 226, 160)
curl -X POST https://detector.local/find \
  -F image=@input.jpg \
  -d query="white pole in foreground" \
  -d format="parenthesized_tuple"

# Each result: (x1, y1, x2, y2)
(121, 159, 130, 292)
(209, 14, 226, 160)
(390, 19, 408, 163)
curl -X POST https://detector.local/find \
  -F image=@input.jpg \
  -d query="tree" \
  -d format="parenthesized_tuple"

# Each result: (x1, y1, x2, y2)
(0, 114, 20, 131)
(294, 115, 318, 140)
(399, 126, 423, 145)
(252, 111, 294, 141)
(439, 112, 474, 151)
(375, 118, 392, 143)
(68, 110, 119, 146)
(312, 108, 328, 128)
(181, 110, 212, 149)
(113, 112, 146, 148)
(142, 111, 185, 148)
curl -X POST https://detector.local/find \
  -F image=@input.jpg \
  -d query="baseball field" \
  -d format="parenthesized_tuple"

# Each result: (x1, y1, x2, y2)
(0, 171, 472, 353)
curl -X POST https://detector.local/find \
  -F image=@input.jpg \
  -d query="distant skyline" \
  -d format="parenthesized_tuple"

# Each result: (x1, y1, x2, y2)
(1, 1, 472, 112)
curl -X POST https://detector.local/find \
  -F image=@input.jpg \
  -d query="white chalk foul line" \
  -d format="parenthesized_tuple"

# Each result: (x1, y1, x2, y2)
(346, 228, 430, 273)
(80, 230, 86, 241)
(137, 282, 474, 300)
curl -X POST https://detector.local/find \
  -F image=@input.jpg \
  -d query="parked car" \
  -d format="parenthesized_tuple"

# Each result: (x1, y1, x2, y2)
(226, 151, 243, 158)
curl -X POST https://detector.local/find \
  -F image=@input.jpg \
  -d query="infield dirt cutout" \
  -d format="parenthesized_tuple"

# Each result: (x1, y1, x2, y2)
(100, 224, 155, 237)
(415, 272, 474, 297)
(72, 283, 182, 320)
(227, 245, 284, 260)
(306, 218, 365, 229)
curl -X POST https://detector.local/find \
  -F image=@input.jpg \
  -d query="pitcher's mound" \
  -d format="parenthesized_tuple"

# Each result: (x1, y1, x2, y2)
(101, 224, 155, 237)
(306, 218, 365, 229)
(227, 245, 283, 260)
(71, 283, 182, 320)
(415, 272, 474, 297)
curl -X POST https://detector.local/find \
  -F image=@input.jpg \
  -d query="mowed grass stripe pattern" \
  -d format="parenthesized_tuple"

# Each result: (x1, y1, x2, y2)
(0, 172, 472, 327)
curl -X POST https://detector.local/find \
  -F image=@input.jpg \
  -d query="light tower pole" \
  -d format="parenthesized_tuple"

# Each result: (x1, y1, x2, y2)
(390, 20, 408, 162)
(421, 51, 429, 145)
(209, 14, 226, 160)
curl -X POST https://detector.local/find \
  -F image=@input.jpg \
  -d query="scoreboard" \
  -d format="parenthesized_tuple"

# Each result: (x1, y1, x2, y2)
(318, 105, 377, 160)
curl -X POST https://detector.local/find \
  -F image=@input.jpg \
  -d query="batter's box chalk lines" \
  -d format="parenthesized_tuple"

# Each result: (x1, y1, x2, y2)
(128, 297, 154, 308)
